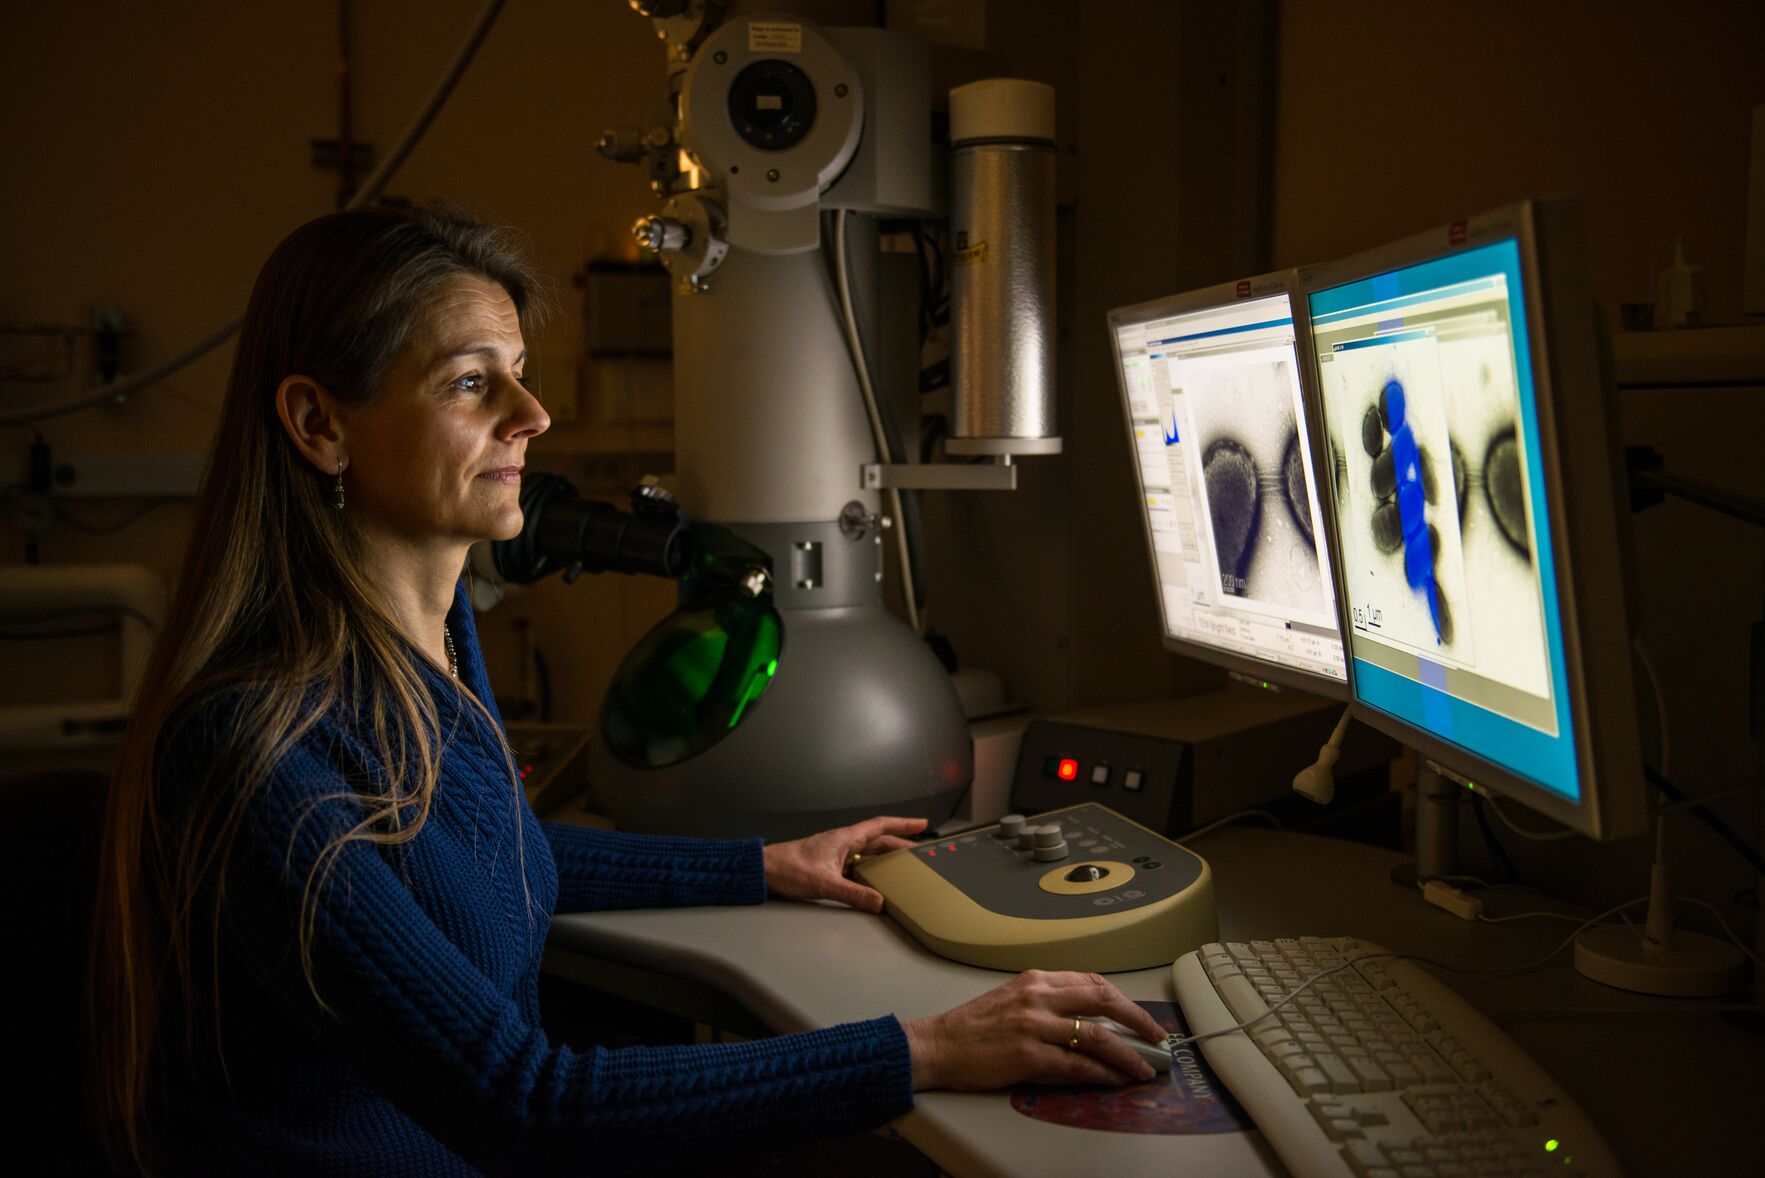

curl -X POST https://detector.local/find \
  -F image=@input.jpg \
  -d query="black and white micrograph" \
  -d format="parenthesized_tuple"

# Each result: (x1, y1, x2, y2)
(1435, 332, 1549, 699)
(1323, 327, 1550, 699)
(1182, 354, 1333, 625)
(1320, 335, 1474, 665)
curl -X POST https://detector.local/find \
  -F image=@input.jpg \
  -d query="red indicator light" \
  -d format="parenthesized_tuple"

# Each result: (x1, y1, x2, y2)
(1057, 758, 1079, 781)
(947, 844, 957, 851)
(928, 848, 936, 856)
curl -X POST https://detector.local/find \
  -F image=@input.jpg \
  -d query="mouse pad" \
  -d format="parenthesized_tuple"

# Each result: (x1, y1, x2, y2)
(1010, 1001, 1253, 1135)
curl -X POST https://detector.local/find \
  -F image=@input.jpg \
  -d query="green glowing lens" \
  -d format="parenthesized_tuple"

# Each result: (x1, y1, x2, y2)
(599, 592, 783, 768)
(1545, 1140, 1559, 1152)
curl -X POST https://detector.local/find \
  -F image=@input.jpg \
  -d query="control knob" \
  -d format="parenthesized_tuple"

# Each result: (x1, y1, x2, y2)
(1032, 824, 1069, 862)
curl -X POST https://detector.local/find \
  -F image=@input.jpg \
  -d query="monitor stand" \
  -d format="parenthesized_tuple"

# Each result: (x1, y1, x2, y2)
(1388, 759, 1464, 887)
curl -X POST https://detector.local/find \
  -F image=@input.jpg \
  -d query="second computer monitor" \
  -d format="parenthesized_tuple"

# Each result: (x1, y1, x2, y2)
(1107, 272, 1347, 696)
(1304, 199, 1648, 841)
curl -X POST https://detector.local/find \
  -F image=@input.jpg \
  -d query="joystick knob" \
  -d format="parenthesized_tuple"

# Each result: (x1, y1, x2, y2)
(997, 814, 1026, 840)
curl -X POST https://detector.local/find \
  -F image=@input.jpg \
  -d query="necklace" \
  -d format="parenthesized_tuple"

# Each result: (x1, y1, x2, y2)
(443, 624, 458, 681)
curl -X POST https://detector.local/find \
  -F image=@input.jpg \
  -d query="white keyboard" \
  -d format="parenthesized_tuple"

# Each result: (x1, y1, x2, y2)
(1171, 937, 1619, 1178)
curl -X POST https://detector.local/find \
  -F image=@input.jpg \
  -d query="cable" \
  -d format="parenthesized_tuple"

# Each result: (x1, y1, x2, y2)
(1418, 873, 1542, 895)
(1476, 909, 1593, 926)
(1174, 809, 1282, 846)
(0, 623, 121, 641)
(832, 209, 921, 635)
(1631, 636, 1673, 779)
(1632, 468, 1765, 530)
(1495, 1004, 1765, 1022)
(0, 0, 509, 428)
(52, 498, 180, 536)
(1482, 791, 1577, 841)
(1683, 896, 1765, 970)
(0, 604, 158, 632)
(1654, 780, 1764, 814)
(1645, 765, 1765, 878)
(1467, 792, 1522, 885)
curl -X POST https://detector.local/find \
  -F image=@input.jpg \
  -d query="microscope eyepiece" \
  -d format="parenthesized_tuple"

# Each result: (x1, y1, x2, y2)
(490, 472, 694, 584)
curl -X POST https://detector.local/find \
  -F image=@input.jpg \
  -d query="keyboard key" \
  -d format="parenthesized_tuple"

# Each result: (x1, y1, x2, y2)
(1214, 974, 1273, 1024)
(1342, 1139, 1392, 1177)
(1348, 1055, 1394, 1091)
(1313, 1053, 1362, 1093)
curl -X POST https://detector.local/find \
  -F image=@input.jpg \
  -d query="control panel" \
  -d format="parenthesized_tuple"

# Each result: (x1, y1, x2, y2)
(854, 802, 1217, 973)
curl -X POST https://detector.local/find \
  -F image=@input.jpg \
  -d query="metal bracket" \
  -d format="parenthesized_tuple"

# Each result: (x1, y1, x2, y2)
(861, 461, 1018, 491)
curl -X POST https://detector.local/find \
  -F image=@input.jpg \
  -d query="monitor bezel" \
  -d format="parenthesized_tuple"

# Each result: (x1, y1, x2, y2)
(1300, 199, 1648, 842)
(1105, 269, 1350, 701)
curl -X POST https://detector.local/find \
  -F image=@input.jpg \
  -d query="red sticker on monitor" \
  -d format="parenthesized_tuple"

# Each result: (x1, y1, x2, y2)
(1235, 279, 1252, 298)
(1448, 221, 1468, 244)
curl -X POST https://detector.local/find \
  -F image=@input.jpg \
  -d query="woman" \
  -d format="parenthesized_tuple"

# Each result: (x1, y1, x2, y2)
(90, 203, 1166, 1175)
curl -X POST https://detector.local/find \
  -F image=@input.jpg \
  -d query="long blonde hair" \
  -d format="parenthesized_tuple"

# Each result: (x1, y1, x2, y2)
(89, 203, 546, 1171)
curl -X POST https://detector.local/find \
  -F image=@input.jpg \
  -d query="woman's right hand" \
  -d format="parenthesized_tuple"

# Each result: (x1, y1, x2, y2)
(901, 970, 1168, 1091)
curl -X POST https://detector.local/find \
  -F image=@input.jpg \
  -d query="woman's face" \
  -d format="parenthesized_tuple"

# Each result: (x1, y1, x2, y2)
(340, 274, 550, 547)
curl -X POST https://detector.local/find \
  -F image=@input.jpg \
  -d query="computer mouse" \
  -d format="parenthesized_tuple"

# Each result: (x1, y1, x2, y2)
(1080, 1016, 1173, 1073)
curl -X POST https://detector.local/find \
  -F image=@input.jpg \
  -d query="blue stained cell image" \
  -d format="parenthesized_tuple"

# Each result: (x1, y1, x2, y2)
(1382, 379, 1447, 644)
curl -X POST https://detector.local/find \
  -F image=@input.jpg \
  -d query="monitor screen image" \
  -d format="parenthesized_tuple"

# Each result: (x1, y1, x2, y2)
(1308, 236, 1575, 801)
(1109, 282, 1347, 692)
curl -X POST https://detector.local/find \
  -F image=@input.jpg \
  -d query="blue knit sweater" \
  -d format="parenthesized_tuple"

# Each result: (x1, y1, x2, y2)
(156, 585, 914, 1174)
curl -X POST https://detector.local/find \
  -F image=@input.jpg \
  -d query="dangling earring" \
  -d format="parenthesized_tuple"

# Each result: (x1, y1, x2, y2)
(334, 458, 346, 510)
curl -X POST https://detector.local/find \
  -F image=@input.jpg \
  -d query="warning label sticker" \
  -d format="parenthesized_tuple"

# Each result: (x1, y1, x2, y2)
(748, 22, 802, 53)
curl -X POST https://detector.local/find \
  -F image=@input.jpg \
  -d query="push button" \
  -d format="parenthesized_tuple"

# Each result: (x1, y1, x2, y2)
(1089, 764, 1110, 786)
(1123, 769, 1144, 791)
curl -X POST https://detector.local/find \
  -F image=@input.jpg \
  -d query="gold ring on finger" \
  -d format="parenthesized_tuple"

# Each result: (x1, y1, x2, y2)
(1066, 1016, 1082, 1050)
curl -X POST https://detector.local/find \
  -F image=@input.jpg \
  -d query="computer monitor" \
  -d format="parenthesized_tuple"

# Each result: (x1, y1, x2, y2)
(1303, 198, 1648, 841)
(1107, 271, 1348, 696)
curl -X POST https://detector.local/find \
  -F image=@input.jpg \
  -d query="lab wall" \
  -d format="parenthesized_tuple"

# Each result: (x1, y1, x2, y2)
(5, 0, 1763, 894)
(0, 0, 677, 726)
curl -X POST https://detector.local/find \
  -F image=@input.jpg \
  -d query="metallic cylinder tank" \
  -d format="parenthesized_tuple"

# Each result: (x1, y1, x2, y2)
(947, 79, 1061, 457)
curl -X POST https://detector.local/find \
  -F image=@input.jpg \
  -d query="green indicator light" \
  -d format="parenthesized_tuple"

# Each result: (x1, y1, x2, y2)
(766, 659, 778, 676)
(1545, 1140, 1559, 1152)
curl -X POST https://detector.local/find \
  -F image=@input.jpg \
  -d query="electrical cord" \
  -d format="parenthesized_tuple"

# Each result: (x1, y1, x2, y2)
(0, 604, 158, 632)
(1173, 809, 1282, 846)
(52, 498, 181, 536)
(1631, 637, 1673, 780)
(1481, 792, 1578, 842)
(1467, 792, 1523, 887)
(0, 0, 509, 428)
(1422, 875, 1762, 971)
(0, 622, 122, 641)
(832, 209, 922, 635)
(1631, 467, 1765, 530)
(1644, 765, 1765, 878)
(1494, 1003, 1765, 1022)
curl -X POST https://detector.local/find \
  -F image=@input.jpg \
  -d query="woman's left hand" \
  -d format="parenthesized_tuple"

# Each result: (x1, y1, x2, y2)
(762, 815, 929, 912)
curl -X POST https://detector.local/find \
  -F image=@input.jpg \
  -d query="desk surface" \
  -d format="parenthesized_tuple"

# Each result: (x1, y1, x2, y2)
(545, 826, 1762, 1177)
